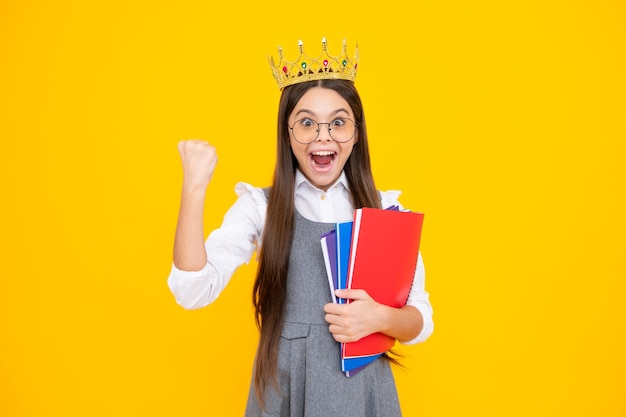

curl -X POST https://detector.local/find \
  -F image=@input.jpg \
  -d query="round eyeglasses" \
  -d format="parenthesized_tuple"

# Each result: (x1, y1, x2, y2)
(288, 117, 357, 144)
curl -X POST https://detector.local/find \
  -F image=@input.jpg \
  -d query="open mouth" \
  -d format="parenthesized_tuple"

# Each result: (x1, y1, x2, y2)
(310, 150, 336, 168)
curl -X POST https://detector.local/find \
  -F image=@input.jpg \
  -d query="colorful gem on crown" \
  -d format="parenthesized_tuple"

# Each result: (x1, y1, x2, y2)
(268, 38, 359, 90)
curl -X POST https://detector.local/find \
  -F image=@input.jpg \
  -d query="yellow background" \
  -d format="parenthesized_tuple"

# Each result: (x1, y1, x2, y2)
(1, 1, 625, 416)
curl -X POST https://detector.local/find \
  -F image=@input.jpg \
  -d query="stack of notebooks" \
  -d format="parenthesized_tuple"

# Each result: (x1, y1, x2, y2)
(321, 206, 424, 377)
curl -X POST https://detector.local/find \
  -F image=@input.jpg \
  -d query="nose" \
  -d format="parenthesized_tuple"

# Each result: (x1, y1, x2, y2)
(316, 122, 332, 142)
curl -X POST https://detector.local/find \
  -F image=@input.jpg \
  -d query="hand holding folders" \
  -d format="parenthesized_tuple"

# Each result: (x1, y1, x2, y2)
(321, 207, 424, 376)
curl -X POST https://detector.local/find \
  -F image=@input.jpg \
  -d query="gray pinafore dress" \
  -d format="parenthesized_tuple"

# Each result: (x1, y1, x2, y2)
(244, 206, 402, 417)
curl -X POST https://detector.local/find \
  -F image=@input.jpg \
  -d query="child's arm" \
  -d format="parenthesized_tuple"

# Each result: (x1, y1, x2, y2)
(324, 252, 434, 344)
(173, 140, 218, 271)
(324, 289, 424, 343)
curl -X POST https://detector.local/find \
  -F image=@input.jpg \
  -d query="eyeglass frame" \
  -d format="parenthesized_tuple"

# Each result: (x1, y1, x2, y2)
(287, 117, 359, 144)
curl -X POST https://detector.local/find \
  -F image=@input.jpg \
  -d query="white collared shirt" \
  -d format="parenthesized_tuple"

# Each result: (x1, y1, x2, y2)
(294, 170, 355, 223)
(167, 171, 434, 344)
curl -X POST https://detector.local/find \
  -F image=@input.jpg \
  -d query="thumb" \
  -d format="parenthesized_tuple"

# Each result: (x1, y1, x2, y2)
(335, 288, 367, 300)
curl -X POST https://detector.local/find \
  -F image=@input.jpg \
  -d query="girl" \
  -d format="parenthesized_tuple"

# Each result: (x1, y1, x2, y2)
(168, 39, 434, 416)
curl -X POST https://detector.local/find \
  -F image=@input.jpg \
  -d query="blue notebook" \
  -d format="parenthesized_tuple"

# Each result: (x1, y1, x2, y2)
(335, 221, 382, 375)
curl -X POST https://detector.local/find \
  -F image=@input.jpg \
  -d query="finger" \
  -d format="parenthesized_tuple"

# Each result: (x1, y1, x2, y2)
(328, 323, 352, 338)
(332, 333, 348, 343)
(335, 288, 367, 300)
(324, 313, 342, 326)
(328, 323, 345, 335)
(323, 302, 342, 314)
(331, 333, 357, 343)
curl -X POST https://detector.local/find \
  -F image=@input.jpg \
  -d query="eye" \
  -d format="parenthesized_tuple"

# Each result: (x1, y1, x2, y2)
(331, 118, 347, 128)
(298, 118, 316, 128)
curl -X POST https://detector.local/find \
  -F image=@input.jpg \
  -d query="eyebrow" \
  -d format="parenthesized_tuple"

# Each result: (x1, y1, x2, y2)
(294, 108, 351, 118)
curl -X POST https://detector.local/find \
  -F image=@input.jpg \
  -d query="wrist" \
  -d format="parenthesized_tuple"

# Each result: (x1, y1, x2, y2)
(182, 179, 209, 196)
(375, 303, 394, 335)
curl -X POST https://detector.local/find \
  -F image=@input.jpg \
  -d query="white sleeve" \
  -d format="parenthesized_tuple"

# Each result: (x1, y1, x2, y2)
(402, 253, 434, 344)
(379, 190, 434, 345)
(167, 183, 266, 309)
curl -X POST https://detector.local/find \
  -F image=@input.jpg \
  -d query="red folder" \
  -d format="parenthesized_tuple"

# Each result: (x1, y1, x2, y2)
(342, 207, 424, 360)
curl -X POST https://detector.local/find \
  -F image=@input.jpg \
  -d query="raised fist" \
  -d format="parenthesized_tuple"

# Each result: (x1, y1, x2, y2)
(177, 140, 218, 190)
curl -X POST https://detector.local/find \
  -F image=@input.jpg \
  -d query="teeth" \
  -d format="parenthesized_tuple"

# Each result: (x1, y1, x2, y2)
(311, 151, 335, 156)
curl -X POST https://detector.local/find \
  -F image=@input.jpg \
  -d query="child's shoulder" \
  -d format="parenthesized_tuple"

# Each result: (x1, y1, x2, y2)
(379, 189, 403, 209)
(235, 182, 269, 205)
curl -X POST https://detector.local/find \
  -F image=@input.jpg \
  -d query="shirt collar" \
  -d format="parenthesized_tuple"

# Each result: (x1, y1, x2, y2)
(295, 169, 350, 193)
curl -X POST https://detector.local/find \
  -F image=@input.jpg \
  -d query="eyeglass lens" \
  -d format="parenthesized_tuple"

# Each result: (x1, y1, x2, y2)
(290, 118, 356, 144)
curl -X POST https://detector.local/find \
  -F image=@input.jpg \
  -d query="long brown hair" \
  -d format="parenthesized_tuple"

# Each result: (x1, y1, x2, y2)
(252, 79, 381, 406)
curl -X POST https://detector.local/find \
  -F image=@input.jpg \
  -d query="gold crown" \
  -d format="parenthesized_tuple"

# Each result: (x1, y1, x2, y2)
(269, 38, 359, 90)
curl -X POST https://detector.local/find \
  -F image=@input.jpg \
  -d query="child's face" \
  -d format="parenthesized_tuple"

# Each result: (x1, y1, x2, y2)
(288, 87, 357, 192)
